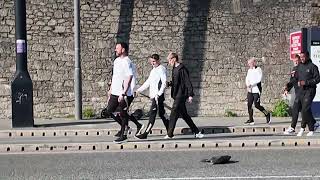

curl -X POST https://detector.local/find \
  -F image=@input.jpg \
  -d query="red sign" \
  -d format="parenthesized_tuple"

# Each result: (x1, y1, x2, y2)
(290, 31, 302, 60)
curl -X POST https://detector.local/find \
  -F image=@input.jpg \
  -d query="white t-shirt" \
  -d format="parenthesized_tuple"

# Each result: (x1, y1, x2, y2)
(137, 64, 166, 98)
(245, 67, 263, 94)
(111, 56, 134, 96)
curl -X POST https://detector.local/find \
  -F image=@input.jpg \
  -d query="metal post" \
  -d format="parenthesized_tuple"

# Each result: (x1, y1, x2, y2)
(11, 0, 34, 127)
(74, 0, 82, 120)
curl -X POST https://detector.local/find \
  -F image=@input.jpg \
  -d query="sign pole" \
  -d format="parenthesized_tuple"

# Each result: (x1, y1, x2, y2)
(11, 0, 34, 127)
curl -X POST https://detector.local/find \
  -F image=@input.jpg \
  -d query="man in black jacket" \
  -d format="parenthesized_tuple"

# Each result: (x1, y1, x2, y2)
(294, 52, 320, 136)
(165, 52, 204, 139)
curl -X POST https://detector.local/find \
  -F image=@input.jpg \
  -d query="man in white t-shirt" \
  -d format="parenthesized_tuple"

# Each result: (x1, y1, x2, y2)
(244, 58, 271, 125)
(108, 62, 144, 138)
(105, 42, 139, 143)
(135, 54, 169, 139)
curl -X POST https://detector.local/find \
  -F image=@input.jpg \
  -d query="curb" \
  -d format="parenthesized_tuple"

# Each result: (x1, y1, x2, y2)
(1, 138, 319, 154)
(0, 125, 289, 138)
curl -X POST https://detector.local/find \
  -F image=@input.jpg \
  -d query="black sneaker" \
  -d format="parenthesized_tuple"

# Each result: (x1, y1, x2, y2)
(113, 135, 128, 144)
(244, 120, 255, 125)
(135, 132, 148, 139)
(266, 113, 271, 124)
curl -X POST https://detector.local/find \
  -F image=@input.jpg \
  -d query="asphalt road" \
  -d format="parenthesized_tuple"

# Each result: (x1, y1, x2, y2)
(0, 148, 320, 180)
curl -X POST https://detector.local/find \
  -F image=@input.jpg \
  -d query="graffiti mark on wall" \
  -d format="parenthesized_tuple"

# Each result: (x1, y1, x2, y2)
(15, 92, 28, 104)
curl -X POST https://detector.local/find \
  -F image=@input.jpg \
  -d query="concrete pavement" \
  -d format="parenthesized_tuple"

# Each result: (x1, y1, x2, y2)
(0, 116, 319, 153)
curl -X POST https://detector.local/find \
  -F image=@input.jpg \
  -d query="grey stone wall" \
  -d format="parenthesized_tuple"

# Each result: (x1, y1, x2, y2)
(1, 0, 319, 120)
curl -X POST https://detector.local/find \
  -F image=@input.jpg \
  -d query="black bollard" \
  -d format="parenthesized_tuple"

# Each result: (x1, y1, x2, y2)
(11, 0, 34, 127)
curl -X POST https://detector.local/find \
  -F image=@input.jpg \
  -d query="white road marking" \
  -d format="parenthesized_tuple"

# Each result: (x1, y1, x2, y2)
(124, 176, 320, 180)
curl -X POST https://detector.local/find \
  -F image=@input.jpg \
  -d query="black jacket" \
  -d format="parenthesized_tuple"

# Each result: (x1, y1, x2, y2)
(295, 59, 320, 91)
(286, 66, 299, 93)
(169, 64, 194, 99)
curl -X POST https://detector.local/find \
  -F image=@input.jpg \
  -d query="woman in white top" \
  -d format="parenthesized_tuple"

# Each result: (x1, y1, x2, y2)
(244, 58, 271, 125)
(135, 54, 169, 139)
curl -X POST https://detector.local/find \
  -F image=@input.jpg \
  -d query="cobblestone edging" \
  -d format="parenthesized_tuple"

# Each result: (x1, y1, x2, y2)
(0, 125, 289, 138)
(1, 138, 319, 154)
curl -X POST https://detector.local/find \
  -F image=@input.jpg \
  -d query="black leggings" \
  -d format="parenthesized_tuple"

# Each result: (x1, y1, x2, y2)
(247, 92, 267, 121)
(144, 94, 169, 134)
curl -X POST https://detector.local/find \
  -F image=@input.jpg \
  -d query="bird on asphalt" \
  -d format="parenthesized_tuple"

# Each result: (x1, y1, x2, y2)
(201, 155, 232, 164)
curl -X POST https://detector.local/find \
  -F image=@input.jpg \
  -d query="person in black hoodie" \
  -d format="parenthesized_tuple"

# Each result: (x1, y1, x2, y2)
(164, 52, 204, 139)
(283, 54, 301, 134)
(294, 51, 320, 136)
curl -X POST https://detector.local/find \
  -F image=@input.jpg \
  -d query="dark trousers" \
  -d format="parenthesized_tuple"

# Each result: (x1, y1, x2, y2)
(290, 98, 301, 129)
(113, 114, 141, 128)
(247, 92, 268, 121)
(167, 97, 200, 137)
(297, 89, 316, 131)
(106, 95, 131, 137)
(144, 94, 169, 134)
(110, 95, 141, 128)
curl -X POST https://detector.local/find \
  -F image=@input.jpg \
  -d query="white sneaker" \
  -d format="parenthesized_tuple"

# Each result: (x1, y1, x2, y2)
(195, 132, 204, 139)
(307, 131, 314, 136)
(164, 135, 173, 139)
(297, 128, 305, 136)
(283, 127, 295, 135)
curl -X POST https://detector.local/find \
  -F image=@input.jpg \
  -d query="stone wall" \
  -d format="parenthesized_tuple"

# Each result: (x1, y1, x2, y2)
(1, 0, 319, 120)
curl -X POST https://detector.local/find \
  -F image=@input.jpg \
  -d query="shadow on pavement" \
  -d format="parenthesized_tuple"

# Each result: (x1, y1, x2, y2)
(34, 120, 114, 128)
(130, 133, 279, 143)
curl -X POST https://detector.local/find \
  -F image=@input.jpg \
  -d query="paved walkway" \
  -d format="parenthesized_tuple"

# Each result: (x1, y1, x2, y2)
(0, 116, 319, 154)
(1, 116, 293, 130)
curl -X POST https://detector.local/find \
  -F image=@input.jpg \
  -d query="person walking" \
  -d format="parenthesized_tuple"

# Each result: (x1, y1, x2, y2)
(294, 52, 320, 136)
(103, 65, 144, 137)
(104, 42, 138, 143)
(135, 54, 169, 139)
(110, 62, 144, 138)
(283, 54, 301, 134)
(164, 52, 204, 139)
(244, 57, 271, 125)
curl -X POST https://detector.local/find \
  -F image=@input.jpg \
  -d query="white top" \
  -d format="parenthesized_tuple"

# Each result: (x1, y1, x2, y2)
(130, 63, 137, 97)
(245, 67, 263, 94)
(137, 64, 167, 98)
(111, 56, 134, 96)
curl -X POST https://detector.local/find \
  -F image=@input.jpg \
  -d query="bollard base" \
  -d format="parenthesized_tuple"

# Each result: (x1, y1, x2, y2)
(11, 71, 34, 128)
